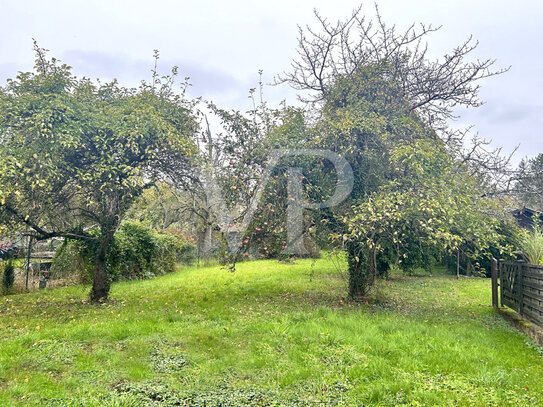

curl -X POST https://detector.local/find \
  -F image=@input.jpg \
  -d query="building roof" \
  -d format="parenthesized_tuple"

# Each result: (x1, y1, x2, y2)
(510, 207, 543, 229)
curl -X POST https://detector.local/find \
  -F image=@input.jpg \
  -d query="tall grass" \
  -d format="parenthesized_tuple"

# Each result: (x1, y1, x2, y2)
(519, 225, 543, 265)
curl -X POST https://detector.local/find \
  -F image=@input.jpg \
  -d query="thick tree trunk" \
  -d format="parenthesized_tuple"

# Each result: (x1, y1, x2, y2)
(348, 259, 366, 299)
(90, 231, 114, 302)
(347, 241, 374, 300)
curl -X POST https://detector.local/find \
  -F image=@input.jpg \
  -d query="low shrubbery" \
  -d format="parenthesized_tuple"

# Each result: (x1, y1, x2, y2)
(51, 221, 196, 282)
(519, 225, 543, 265)
(107, 222, 195, 280)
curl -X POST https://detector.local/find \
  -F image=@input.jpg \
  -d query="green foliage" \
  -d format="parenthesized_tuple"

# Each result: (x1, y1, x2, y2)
(126, 183, 194, 231)
(2, 258, 15, 293)
(519, 225, 543, 265)
(346, 240, 371, 298)
(515, 154, 543, 210)
(149, 343, 189, 373)
(115, 381, 313, 406)
(0, 48, 197, 231)
(51, 239, 94, 282)
(242, 158, 323, 260)
(276, 9, 510, 298)
(239, 63, 507, 295)
(344, 136, 506, 293)
(476, 221, 520, 276)
(0, 45, 198, 301)
(107, 221, 195, 280)
(52, 222, 196, 282)
(43, 393, 144, 407)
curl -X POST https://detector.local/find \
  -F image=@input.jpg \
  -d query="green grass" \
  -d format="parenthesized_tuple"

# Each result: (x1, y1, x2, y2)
(0, 257, 542, 406)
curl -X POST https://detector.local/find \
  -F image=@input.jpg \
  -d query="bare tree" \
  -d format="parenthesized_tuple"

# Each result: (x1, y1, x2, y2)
(276, 4, 513, 190)
(278, 4, 507, 118)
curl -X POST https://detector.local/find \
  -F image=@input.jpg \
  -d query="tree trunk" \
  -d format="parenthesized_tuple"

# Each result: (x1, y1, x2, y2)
(90, 231, 114, 302)
(201, 223, 213, 257)
(347, 241, 372, 300)
(456, 250, 460, 279)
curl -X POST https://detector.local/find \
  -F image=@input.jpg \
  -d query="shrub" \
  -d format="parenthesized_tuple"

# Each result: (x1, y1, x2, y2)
(162, 227, 197, 265)
(51, 240, 94, 282)
(107, 221, 195, 280)
(519, 225, 543, 265)
(2, 258, 15, 293)
(52, 221, 196, 282)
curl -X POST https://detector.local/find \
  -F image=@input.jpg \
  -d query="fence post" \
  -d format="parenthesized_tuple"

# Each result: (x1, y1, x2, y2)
(518, 263, 524, 316)
(491, 257, 498, 309)
(499, 259, 505, 308)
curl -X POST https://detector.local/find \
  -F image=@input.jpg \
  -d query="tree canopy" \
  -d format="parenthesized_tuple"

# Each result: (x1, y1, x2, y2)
(515, 153, 543, 211)
(0, 45, 198, 301)
(274, 8, 511, 298)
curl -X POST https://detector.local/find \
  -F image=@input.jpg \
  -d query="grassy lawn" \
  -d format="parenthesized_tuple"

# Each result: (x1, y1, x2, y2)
(0, 257, 542, 406)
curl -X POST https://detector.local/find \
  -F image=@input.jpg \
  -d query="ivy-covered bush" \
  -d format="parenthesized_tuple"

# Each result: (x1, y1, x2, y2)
(107, 222, 195, 280)
(51, 221, 196, 282)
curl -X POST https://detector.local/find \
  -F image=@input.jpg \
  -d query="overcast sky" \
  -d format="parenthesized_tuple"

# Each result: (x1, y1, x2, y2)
(1, 0, 542, 164)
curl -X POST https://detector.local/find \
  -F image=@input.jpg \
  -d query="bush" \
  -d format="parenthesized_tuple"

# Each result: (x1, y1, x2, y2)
(2, 259, 15, 293)
(107, 222, 195, 280)
(52, 222, 196, 282)
(519, 225, 543, 265)
(162, 227, 197, 265)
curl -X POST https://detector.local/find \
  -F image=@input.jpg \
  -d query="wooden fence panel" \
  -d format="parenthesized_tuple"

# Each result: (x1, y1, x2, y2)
(500, 261, 543, 327)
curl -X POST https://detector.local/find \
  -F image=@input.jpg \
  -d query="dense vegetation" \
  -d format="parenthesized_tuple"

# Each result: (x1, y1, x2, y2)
(0, 4, 533, 305)
(0, 4, 521, 302)
(516, 154, 543, 210)
(51, 221, 196, 282)
(1, 4, 542, 407)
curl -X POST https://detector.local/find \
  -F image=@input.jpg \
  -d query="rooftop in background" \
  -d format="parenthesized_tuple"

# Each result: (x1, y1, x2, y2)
(510, 207, 543, 229)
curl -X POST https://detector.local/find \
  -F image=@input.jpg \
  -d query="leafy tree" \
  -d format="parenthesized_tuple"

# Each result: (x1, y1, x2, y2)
(126, 183, 199, 232)
(0, 45, 197, 301)
(126, 79, 294, 262)
(184, 81, 296, 262)
(207, 99, 330, 262)
(344, 139, 507, 295)
(279, 7, 510, 298)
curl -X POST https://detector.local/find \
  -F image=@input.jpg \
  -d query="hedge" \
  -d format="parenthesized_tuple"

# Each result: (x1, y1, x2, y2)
(51, 221, 196, 282)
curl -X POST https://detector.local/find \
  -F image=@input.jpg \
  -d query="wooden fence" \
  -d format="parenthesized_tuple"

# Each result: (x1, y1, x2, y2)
(498, 260, 543, 327)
